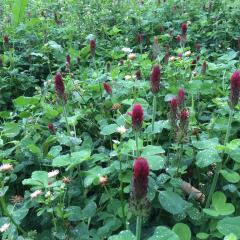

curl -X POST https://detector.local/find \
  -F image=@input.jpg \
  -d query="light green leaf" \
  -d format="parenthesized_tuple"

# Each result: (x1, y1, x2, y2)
(12, 0, 28, 26)
(147, 155, 165, 171)
(148, 226, 180, 240)
(142, 145, 165, 156)
(100, 124, 118, 135)
(3, 123, 21, 138)
(173, 223, 191, 240)
(22, 171, 48, 188)
(217, 217, 240, 237)
(196, 149, 221, 168)
(108, 230, 135, 240)
(220, 170, 240, 183)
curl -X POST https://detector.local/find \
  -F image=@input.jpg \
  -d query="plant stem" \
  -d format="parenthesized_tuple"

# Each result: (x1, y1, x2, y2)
(119, 156, 126, 228)
(62, 103, 71, 137)
(205, 108, 233, 208)
(0, 196, 27, 236)
(151, 95, 157, 144)
(136, 216, 142, 240)
(135, 131, 139, 157)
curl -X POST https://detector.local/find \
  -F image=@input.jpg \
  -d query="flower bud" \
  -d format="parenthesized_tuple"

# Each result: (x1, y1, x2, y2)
(178, 88, 185, 106)
(90, 39, 96, 56)
(151, 65, 161, 94)
(191, 59, 197, 71)
(48, 123, 55, 133)
(230, 70, 240, 107)
(55, 72, 65, 100)
(176, 35, 181, 44)
(103, 82, 112, 95)
(3, 35, 9, 45)
(133, 157, 149, 200)
(180, 108, 189, 130)
(201, 61, 207, 75)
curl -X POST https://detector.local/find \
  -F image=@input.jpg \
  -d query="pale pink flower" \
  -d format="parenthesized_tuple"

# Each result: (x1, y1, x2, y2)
(30, 190, 42, 199)
(0, 164, 13, 172)
(0, 223, 10, 233)
(48, 170, 59, 178)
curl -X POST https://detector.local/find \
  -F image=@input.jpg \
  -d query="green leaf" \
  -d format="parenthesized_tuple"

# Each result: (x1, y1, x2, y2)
(108, 230, 135, 240)
(3, 122, 21, 138)
(224, 233, 237, 240)
(148, 226, 180, 240)
(196, 149, 221, 168)
(142, 145, 165, 156)
(52, 149, 91, 168)
(196, 232, 209, 239)
(173, 223, 191, 240)
(147, 155, 165, 171)
(217, 217, 240, 237)
(220, 170, 240, 183)
(100, 124, 118, 135)
(12, 0, 28, 26)
(159, 191, 192, 215)
(22, 171, 48, 188)
(13, 96, 39, 108)
(192, 138, 219, 150)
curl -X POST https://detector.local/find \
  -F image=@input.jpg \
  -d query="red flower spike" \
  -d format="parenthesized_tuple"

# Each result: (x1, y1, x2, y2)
(151, 65, 161, 94)
(90, 39, 96, 55)
(130, 104, 144, 131)
(103, 82, 112, 95)
(178, 88, 185, 106)
(181, 23, 187, 35)
(176, 35, 181, 43)
(201, 61, 207, 75)
(180, 108, 189, 129)
(170, 97, 178, 113)
(48, 123, 55, 133)
(55, 72, 65, 100)
(3, 35, 9, 45)
(133, 157, 149, 200)
(230, 70, 240, 107)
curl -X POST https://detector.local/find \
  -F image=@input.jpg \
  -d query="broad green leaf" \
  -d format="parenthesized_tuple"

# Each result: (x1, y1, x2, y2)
(100, 124, 118, 135)
(220, 170, 240, 183)
(14, 96, 39, 108)
(159, 191, 192, 215)
(173, 223, 191, 240)
(192, 138, 219, 150)
(3, 123, 21, 138)
(142, 145, 165, 156)
(22, 171, 48, 188)
(108, 230, 135, 240)
(196, 149, 221, 168)
(217, 217, 240, 237)
(224, 233, 237, 240)
(148, 226, 180, 240)
(147, 155, 165, 171)
(196, 232, 209, 239)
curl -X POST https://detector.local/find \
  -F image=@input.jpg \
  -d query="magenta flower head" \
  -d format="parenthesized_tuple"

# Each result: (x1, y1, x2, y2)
(151, 65, 161, 94)
(66, 54, 70, 65)
(180, 108, 189, 130)
(170, 97, 178, 114)
(230, 70, 240, 108)
(129, 104, 144, 131)
(90, 39, 96, 56)
(133, 157, 149, 200)
(201, 61, 207, 75)
(55, 72, 65, 100)
(103, 82, 112, 95)
(3, 35, 9, 45)
(176, 35, 181, 44)
(181, 23, 187, 35)
(178, 88, 185, 106)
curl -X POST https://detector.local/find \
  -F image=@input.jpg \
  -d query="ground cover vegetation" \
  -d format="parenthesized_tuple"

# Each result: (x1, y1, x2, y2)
(1, 0, 240, 239)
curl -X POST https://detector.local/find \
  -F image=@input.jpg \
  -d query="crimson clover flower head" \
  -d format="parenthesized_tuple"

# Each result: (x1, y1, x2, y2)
(151, 65, 161, 94)
(181, 23, 187, 35)
(176, 35, 181, 43)
(129, 104, 144, 131)
(133, 157, 149, 200)
(3, 35, 9, 44)
(55, 72, 65, 100)
(103, 82, 112, 95)
(230, 70, 240, 107)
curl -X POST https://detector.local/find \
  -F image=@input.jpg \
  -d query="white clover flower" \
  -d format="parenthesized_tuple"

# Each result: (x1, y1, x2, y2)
(122, 47, 132, 53)
(30, 190, 42, 199)
(0, 164, 13, 172)
(112, 139, 120, 145)
(169, 56, 175, 61)
(117, 126, 127, 134)
(0, 223, 10, 233)
(45, 191, 51, 198)
(184, 50, 191, 57)
(48, 170, 59, 178)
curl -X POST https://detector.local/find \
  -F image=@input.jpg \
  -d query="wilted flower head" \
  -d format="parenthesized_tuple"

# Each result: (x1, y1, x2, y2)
(31, 190, 42, 199)
(112, 103, 121, 110)
(196, 43, 201, 52)
(10, 195, 23, 204)
(103, 82, 112, 95)
(66, 54, 70, 66)
(191, 59, 197, 71)
(0, 223, 10, 233)
(154, 36, 158, 44)
(99, 176, 108, 186)
(63, 176, 71, 184)
(201, 60, 207, 75)
(181, 23, 187, 35)
(230, 70, 240, 108)
(55, 72, 65, 100)
(137, 33, 144, 43)
(0, 163, 13, 172)
(128, 53, 136, 60)
(135, 69, 142, 80)
(133, 157, 149, 200)
(129, 104, 144, 131)
(178, 88, 185, 106)
(151, 65, 161, 94)
(48, 169, 59, 178)
(164, 51, 169, 64)
(48, 123, 55, 133)
(3, 35, 9, 45)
